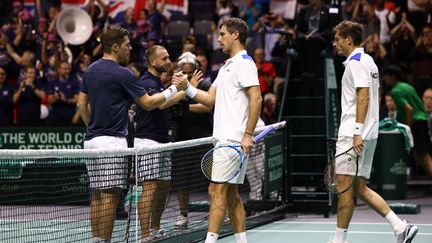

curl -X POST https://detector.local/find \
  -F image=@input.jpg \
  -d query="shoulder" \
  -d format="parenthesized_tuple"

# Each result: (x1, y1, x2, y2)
(237, 54, 256, 69)
(138, 73, 157, 87)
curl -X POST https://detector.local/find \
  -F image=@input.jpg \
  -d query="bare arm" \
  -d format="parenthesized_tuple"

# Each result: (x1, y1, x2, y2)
(189, 86, 216, 109)
(354, 87, 369, 154)
(5, 42, 23, 65)
(404, 104, 414, 127)
(241, 85, 262, 154)
(158, 91, 186, 110)
(189, 103, 212, 113)
(77, 92, 91, 126)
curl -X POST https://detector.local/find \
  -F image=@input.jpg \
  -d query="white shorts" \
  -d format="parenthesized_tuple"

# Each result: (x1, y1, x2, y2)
(211, 139, 249, 184)
(84, 136, 128, 189)
(134, 138, 171, 181)
(335, 136, 377, 179)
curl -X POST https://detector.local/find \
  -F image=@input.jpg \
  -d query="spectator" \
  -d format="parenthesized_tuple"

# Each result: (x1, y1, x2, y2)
(261, 92, 277, 125)
(411, 24, 432, 95)
(252, 13, 287, 62)
(254, 47, 276, 94)
(374, 0, 396, 46)
(171, 52, 212, 229)
(196, 50, 217, 84)
(13, 66, 45, 125)
(381, 65, 432, 176)
(354, 2, 380, 39)
(362, 34, 389, 67)
(47, 61, 80, 125)
(0, 67, 13, 125)
(239, 0, 262, 31)
(295, 0, 334, 77)
(389, 13, 417, 80)
(379, 91, 399, 121)
(72, 53, 92, 86)
(213, 0, 239, 51)
(423, 88, 432, 141)
(146, 0, 165, 42)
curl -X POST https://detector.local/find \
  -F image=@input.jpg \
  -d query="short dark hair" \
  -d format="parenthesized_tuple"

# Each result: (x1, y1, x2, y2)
(100, 25, 129, 54)
(381, 65, 402, 80)
(220, 18, 248, 46)
(333, 21, 364, 46)
(145, 45, 166, 63)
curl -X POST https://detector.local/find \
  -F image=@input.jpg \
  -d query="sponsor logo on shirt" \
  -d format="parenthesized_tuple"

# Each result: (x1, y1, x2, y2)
(370, 72, 379, 79)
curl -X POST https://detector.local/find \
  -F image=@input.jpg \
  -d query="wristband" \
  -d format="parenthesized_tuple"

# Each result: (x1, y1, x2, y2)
(353, 122, 364, 136)
(162, 85, 178, 101)
(184, 84, 198, 98)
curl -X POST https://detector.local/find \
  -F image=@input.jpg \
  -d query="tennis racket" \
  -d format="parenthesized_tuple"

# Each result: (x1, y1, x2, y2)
(323, 119, 377, 194)
(201, 126, 275, 183)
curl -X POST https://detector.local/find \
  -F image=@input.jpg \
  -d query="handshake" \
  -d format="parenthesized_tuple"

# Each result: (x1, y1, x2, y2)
(170, 70, 203, 98)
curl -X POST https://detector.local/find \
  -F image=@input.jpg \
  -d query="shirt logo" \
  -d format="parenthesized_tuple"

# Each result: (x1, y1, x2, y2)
(370, 72, 379, 79)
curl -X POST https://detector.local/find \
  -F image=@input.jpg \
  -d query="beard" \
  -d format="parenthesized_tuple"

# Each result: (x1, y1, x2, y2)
(154, 64, 169, 74)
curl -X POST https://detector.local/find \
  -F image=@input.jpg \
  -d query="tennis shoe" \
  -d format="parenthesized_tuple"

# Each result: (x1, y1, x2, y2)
(174, 215, 189, 228)
(396, 220, 418, 243)
(326, 238, 348, 243)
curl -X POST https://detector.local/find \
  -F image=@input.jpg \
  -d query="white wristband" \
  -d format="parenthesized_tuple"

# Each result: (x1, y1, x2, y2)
(184, 84, 198, 98)
(354, 122, 364, 136)
(162, 85, 178, 101)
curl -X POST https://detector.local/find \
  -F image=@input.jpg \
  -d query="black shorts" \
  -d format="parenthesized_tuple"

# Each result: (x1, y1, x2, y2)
(412, 120, 432, 157)
(171, 144, 212, 191)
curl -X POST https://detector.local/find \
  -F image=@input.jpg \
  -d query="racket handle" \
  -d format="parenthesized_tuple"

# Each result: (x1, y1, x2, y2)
(253, 126, 274, 142)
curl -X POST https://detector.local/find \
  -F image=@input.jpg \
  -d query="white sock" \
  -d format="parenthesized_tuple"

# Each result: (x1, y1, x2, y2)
(205, 232, 219, 243)
(333, 227, 347, 243)
(234, 232, 247, 243)
(385, 211, 406, 235)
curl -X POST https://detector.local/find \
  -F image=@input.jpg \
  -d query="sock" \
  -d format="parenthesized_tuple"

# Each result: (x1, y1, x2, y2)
(93, 238, 111, 243)
(204, 232, 219, 243)
(333, 227, 347, 243)
(385, 211, 406, 235)
(234, 232, 247, 243)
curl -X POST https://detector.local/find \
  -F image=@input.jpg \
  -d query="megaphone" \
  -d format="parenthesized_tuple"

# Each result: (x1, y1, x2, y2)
(56, 7, 93, 45)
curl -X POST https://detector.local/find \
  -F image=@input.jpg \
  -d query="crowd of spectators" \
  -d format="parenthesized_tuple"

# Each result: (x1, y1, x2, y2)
(0, 0, 431, 127)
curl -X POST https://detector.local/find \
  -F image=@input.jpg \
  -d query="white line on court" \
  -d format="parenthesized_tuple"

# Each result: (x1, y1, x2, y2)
(274, 221, 432, 226)
(0, 228, 90, 231)
(248, 229, 432, 236)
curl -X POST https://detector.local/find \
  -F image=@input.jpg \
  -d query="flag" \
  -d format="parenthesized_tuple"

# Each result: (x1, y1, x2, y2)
(23, 0, 188, 23)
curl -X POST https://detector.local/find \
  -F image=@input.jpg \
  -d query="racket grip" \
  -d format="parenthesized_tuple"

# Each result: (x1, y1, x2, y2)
(253, 126, 274, 142)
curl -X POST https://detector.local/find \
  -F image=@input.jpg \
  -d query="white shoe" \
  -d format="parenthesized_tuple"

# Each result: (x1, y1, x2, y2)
(174, 215, 189, 228)
(396, 220, 418, 243)
(326, 239, 348, 243)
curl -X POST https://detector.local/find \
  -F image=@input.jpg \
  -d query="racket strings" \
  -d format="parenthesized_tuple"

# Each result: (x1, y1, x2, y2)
(202, 146, 242, 182)
(324, 152, 358, 193)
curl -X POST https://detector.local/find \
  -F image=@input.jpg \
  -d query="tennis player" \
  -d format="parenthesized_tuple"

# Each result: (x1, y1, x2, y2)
(77, 26, 186, 243)
(329, 20, 417, 243)
(134, 45, 188, 240)
(177, 18, 262, 243)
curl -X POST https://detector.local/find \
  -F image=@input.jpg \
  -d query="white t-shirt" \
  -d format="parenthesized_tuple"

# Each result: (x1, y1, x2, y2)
(338, 48, 380, 139)
(212, 50, 260, 142)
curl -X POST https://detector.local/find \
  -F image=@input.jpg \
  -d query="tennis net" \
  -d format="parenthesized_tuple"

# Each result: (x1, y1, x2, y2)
(0, 122, 287, 242)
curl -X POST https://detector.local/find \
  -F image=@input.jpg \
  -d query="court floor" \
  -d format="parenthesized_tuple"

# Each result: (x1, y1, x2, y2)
(220, 190, 432, 243)
(218, 221, 432, 243)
